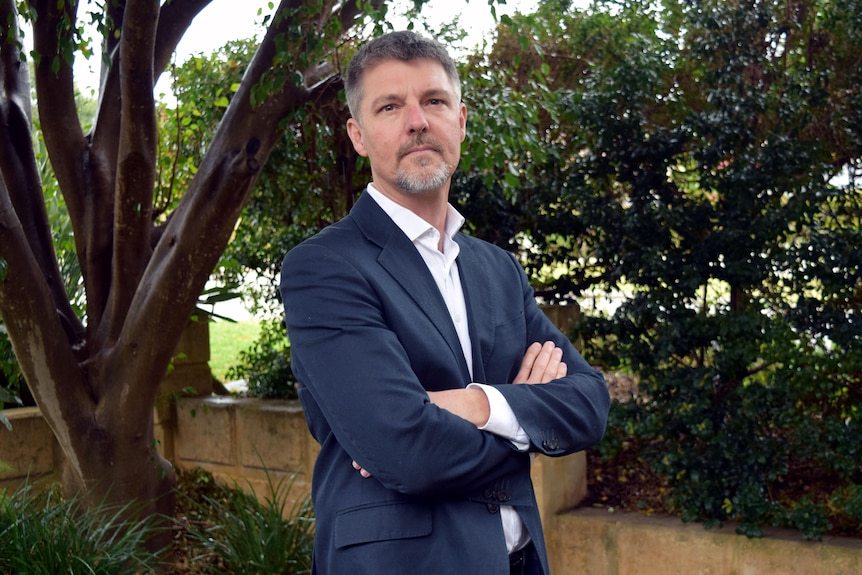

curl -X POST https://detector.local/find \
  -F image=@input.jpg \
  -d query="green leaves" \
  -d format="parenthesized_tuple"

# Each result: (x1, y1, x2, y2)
(181, 467, 314, 574)
(0, 483, 166, 574)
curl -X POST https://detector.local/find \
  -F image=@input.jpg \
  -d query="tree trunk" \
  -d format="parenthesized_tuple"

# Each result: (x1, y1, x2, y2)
(59, 417, 177, 553)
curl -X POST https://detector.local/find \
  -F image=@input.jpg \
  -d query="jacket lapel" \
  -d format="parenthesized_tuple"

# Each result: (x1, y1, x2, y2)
(351, 193, 471, 383)
(454, 235, 496, 384)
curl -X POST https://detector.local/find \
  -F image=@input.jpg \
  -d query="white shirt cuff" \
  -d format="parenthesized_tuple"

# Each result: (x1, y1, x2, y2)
(468, 383, 530, 451)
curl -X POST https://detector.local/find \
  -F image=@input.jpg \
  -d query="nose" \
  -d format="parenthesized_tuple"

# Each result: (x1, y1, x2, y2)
(406, 103, 429, 133)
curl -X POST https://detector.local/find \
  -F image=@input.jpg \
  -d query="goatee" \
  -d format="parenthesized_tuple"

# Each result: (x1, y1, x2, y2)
(396, 163, 451, 193)
(396, 135, 451, 193)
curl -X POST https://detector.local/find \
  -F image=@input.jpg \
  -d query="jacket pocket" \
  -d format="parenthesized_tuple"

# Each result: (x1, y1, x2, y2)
(333, 500, 432, 549)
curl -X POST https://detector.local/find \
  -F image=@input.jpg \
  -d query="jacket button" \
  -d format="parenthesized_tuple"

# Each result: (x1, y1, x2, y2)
(486, 503, 500, 514)
(542, 438, 560, 451)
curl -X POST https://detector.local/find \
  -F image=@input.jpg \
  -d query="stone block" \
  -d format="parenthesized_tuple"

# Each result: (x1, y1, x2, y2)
(175, 397, 237, 466)
(549, 508, 862, 575)
(237, 400, 306, 472)
(0, 407, 56, 484)
(614, 513, 733, 575)
(531, 451, 587, 522)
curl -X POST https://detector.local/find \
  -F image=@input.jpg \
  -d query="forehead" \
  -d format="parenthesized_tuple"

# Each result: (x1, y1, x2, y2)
(359, 58, 456, 104)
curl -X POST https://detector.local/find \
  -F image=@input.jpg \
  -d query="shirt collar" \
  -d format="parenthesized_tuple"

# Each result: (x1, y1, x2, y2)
(365, 183, 466, 243)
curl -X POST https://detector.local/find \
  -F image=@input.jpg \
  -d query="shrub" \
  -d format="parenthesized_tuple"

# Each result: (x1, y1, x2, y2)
(0, 481, 165, 574)
(180, 467, 314, 574)
(226, 317, 298, 399)
(470, 0, 862, 540)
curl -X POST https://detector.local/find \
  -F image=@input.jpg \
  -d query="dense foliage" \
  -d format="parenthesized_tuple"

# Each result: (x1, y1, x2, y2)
(463, 0, 861, 539)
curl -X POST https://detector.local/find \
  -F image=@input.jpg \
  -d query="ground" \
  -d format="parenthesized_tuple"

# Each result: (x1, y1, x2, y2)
(162, 468, 235, 574)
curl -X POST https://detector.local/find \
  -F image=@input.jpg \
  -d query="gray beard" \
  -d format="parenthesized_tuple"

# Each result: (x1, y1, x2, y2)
(396, 162, 451, 194)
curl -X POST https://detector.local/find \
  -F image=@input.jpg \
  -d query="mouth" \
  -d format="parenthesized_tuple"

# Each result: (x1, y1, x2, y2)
(403, 148, 437, 160)
(399, 138, 441, 159)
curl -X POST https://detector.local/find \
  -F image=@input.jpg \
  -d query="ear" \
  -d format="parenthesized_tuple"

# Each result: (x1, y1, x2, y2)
(459, 102, 467, 142)
(346, 118, 369, 157)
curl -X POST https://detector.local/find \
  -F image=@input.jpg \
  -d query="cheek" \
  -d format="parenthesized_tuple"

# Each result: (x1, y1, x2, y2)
(445, 128, 465, 157)
(365, 129, 395, 156)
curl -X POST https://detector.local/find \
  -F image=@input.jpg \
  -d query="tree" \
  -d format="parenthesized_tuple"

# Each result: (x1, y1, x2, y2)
(0, 0, 389, 538)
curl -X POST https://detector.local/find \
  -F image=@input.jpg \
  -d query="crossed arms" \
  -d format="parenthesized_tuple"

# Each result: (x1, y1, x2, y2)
(353, 340, 567, 478)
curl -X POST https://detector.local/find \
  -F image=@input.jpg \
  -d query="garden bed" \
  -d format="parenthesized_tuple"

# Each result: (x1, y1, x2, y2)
(584, 372, 862, 540)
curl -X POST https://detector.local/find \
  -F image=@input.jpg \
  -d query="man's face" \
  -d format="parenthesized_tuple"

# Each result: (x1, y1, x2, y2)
(347, 58, 467, 199)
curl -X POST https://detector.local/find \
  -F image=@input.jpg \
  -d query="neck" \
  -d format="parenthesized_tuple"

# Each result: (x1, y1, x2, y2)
(373, 183, 450, 237)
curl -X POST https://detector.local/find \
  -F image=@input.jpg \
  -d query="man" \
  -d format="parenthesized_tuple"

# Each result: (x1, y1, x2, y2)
(280, 30, 609, 575)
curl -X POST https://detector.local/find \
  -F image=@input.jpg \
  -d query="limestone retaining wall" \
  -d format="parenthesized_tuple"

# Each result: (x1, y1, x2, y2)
(3, 402, 860, 574)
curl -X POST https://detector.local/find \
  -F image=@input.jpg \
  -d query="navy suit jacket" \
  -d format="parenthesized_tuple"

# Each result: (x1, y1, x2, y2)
(280, 192, 609, 575)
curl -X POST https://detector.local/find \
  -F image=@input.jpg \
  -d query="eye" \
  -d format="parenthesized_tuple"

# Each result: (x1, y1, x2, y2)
(380, 104, 397, 112)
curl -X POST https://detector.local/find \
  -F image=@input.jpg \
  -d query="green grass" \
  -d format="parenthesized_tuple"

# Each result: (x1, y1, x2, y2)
(209, 319, 261, 382)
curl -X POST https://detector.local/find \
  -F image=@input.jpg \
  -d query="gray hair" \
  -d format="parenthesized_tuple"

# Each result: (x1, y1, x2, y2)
(344, 30, 461, 121)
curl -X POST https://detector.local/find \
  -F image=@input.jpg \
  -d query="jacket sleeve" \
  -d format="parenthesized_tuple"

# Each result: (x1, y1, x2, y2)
(486, 252, 610, 457)
(281, 241, 531, 500)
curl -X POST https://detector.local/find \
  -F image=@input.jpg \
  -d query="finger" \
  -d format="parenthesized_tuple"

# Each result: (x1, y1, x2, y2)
(555, 361, 568, 379)
(513, 342, 543, 384)
(537, 346, 564, 384)
(352, 460, 372, 478)
(527, 341, 557, 383)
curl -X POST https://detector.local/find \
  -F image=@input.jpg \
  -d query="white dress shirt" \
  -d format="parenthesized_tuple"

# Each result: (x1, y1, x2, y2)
(365, 184, 531, 553)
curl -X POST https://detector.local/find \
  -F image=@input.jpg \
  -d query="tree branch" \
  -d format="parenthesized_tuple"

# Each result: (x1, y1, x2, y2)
(91, 0, 213, 179)
(30, 0, 116, 333)
(153, 0, 214, 80)
(90, 1, 123, 174)
(30, 0, 88, 228)
(90, 2, 126, 174)
(97, 0, 160, 349)
(88, 2, 212, 336)
(0, 184, 94, 435)
(0, 0, 86, 345)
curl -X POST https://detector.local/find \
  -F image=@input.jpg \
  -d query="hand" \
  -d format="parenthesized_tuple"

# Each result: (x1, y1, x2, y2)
(512, 341, 567, 384)
(352, 460, 372, 478)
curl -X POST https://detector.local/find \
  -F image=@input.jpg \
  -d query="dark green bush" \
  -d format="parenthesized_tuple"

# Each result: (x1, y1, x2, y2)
(456, 0, 862, 540)
(569, 0, 862, 539)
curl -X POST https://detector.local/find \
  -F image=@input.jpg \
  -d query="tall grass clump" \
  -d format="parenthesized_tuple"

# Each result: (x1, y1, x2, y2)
(0, 481, 165, 574)
(181, 468, 314, 574)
